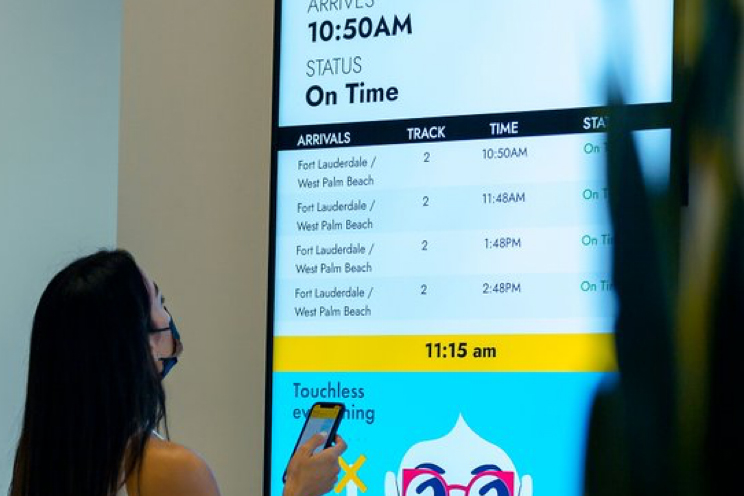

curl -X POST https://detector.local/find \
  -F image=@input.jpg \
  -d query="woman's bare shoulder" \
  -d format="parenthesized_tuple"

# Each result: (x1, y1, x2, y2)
(126, 435, 221, 496)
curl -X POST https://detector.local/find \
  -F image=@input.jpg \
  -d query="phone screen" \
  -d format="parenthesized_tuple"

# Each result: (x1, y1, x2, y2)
(297, 403, 342, 453)
(284, 403, 344, 482)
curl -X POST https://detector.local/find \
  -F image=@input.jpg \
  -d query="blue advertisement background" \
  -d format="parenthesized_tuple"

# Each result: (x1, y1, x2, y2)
(271, 372, 610, 496)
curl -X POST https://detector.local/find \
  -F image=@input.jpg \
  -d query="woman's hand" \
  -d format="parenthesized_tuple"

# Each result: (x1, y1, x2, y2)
(284, 433, 348, 496)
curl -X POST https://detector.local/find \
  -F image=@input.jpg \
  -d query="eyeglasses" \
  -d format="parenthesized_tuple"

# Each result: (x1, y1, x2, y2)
(402, 468, 514, 496)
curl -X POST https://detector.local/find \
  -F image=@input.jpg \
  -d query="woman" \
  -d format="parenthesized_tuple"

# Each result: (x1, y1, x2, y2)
(10, 249, 345, 496)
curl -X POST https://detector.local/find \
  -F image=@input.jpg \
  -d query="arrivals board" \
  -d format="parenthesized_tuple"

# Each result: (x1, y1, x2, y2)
(266, 2, 675, 496)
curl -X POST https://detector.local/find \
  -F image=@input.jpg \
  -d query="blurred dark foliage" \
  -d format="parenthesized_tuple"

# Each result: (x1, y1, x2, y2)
(584, 1, 743, 495)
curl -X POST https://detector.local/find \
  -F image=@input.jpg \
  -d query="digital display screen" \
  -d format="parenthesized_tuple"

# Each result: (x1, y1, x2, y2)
(267, 2, 675, 495)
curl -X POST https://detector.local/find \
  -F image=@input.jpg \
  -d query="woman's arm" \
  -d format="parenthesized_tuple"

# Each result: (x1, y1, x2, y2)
(127, 432, 346, 496)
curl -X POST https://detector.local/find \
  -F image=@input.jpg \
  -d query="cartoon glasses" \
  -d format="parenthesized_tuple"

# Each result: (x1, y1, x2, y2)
(402, 468, 515, 496)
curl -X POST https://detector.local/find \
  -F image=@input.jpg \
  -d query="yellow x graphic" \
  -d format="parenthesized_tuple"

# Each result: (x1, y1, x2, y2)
(335, 455, 367, 493)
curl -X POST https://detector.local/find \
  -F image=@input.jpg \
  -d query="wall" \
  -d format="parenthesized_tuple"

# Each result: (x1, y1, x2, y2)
(0, 0, 121, 490)
(118, 1, 274, 495)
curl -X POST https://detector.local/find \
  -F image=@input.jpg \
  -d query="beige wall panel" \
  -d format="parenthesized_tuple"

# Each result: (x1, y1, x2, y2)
(119, 1, 274, 494)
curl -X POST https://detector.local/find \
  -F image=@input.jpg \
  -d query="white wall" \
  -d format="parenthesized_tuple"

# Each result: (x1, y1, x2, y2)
(1, 1, 273, 492)
(0, 0, 121, 490)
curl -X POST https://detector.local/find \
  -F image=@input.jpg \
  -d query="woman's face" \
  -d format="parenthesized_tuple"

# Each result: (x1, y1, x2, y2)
(141, 269, 175, 374)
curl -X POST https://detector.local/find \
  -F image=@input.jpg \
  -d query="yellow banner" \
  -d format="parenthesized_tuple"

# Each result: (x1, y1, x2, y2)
(274, 333, 616, 372)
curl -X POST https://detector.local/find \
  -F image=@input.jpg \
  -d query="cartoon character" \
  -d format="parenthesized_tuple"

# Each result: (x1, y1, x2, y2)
(384, 415, 533, 496)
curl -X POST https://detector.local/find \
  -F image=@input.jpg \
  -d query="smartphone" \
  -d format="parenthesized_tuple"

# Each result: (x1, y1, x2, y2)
(282, 402, 345, 483)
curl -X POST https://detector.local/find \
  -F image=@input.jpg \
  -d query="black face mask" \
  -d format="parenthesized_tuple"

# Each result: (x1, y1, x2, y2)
(150, 315, 183, 379)
(160, 317, 182, 378)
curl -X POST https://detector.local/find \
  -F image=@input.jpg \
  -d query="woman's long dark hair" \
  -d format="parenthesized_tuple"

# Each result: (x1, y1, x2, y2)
(9, 250, 167, 496)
